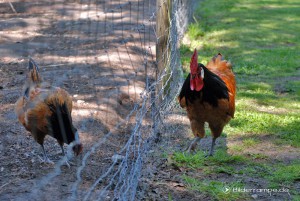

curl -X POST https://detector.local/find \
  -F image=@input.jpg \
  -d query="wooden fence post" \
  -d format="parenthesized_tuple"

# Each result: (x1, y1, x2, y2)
(156, 0, 171, 100)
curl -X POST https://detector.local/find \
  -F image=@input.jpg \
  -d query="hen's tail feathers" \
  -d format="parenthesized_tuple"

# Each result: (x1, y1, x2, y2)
(28, 58, 42, 84)
(24, 58, 42, 99)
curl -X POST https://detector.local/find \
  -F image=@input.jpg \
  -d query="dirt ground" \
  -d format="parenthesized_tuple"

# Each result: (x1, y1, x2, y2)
(0, 1, 157, 200)
(1, 1, 299, 201)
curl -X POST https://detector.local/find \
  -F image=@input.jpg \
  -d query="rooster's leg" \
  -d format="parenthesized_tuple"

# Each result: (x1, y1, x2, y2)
(208, 124, 223, 156)
(40, 144, 54, 164)
(207, 137, 216, 157)
(186, 137, 201, 153)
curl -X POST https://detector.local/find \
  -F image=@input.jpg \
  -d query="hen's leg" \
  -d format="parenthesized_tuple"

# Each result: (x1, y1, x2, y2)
(58, 142, 71, 168)
(40, 144, 54, 164)
(60, 144, 65, 155)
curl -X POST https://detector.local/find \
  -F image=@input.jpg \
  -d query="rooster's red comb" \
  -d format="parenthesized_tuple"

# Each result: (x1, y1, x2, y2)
(190, 49, 198, 74)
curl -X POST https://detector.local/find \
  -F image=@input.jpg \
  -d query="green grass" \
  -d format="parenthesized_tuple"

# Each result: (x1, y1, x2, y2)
(172, 150, 299, 198)
(173, 151, 206, 169)
(247, 153, 269, 160)
(173, 150, 247, 174)
(172, 150, 300, 199)
(243, 138, 259, 147)
(230, 144, 244, 152)
(187, 23, 205, 40)
(180, 0, 300, 147)
(268, 163, 300, 188)
(267, 162, 300, 197)
(176, 1, 300, 199)
(183, 176, 247, 201)
(206, 150, 246, 164)
(172, 150, 269, 175)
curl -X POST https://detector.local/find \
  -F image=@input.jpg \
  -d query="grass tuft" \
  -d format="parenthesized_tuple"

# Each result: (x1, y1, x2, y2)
(183, 176, 247, 201)
(173, 152, 205, 169)
(268, 163, 300, 188)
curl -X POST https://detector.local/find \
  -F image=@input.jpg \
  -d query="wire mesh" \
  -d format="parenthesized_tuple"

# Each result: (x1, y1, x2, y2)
(0, 0, 189, 200)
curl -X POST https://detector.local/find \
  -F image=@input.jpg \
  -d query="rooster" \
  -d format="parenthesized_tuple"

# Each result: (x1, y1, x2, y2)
(178, 49, 236, 156)
(15, 58, 83, 164)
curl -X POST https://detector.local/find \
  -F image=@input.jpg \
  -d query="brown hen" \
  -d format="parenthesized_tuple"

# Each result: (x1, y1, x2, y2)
(15, 58, 83, 163)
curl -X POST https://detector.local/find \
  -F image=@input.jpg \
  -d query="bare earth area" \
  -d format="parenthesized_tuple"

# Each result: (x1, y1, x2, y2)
(0, 1, 299, 201)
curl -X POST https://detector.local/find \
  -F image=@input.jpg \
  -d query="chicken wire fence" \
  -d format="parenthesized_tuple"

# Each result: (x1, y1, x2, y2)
(1, 0, 192, 200)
